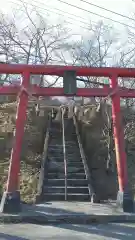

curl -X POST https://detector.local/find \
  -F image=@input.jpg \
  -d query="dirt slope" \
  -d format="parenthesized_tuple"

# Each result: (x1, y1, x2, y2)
(78, 104, 135, 200)
(0, 101, 48, 203)
(0, 101, 135, 203)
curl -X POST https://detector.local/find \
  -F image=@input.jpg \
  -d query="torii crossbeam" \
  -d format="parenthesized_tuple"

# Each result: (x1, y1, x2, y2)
(0, 64, 134, 214)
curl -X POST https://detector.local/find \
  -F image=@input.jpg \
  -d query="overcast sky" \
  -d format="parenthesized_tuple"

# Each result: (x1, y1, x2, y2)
(1, 0, 135, 99)
(1, 0, 135, 35)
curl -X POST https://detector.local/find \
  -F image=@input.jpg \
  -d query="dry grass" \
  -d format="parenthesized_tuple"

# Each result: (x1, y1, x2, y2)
(0, 101, 47, 203)
(1, 101, 135, 203)
(78, 105, 135, 200)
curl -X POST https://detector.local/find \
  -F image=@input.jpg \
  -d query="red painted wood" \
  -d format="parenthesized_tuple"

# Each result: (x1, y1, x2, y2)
(1, 64, 134, 197)
(6, 72, 30, 192)
(0, 63, 135, 77)
(1, 86, 135, 98)
(110, 75, 128, 192)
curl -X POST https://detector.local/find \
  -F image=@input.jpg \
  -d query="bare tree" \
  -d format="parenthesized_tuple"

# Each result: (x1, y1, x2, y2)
(70, 22, 116, 66)
(68, 21, 120, 172)
(0, 3, 74, 108)
(0, 4, 72, 86)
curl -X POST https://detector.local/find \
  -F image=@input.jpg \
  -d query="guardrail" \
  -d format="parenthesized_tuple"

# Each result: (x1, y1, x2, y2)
(61, 108, 67, 201)
(73, 115, 96, 203)
(36, 115, 51, 203)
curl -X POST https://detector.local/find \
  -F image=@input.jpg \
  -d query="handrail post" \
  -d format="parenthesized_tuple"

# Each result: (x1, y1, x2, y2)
(73, 115, 96, 202)
(61, 107, 67, 201)
(36, 115, 51, 203)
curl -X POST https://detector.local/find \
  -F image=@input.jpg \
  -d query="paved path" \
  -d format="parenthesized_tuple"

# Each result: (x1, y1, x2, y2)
(35, 201, 123, 215)
(1, 202, 135, 224)
(0, 223, 135, 240)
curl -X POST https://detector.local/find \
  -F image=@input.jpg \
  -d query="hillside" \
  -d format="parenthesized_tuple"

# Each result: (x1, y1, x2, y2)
(0, 100, 49, 203)
(0, 101, 135, 203)
(77, 104, 135, 200)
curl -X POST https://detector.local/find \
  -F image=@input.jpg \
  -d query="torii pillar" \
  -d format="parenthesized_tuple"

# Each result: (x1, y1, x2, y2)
(0, 72, 30, 213)
(110, 75, 134, 212)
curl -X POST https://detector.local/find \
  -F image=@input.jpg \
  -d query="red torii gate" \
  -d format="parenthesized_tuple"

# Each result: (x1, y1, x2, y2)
(0, 64, 135, 214)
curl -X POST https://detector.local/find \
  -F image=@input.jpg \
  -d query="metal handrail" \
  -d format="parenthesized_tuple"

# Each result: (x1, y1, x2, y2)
(73, 115, 96, 202)
(61, 108, 67, 201)
(36, 115, 51, 201)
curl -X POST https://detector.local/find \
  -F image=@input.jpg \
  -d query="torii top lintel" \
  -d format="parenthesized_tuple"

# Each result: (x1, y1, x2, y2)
(1, 64, 135, 98)
(0, 64, 135, 77)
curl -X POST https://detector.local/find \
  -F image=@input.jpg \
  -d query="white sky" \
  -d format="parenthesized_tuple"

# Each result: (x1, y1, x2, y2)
(0, 0, 134, 104)
(1, 0, 135, 35)
(1, 0, 135, 98)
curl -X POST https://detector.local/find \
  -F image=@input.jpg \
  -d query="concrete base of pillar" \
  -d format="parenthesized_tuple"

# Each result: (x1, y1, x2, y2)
(117, 190, 134, 213)
(0, 191, 21, 213)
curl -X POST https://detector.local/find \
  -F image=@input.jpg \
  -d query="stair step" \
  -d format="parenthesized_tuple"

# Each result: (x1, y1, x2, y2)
(65, 141, 77, 144)
(46, 156, 63, 161)
(47, 158, 82, 163)
(49, 143, 62, 145)
(49, 143, 78, 147)
(50, 137, 62, 139)
(41, 119, 92, 203)
(50, 127, 61, 131)
(50, 127, 61, 130)
(48, 150, 80, 154)
(48, 162, 84, 167)
(48, 149, 63, 151)
(48, 145, 79, 149)
(44, 186, 89, 194)
(47, 160, 83, 165)
(49, 136, 62, 139)
(47, 154, 81, 159)
(49, 144, 63, 147)
(50, 138, 62, 141)
(48, 167, 85, 173)
(48, 173, 86, 179)
(43, 193, 91, 201)
(48, 156, 82, 161)
(67, 162, 84, 166)
(50, 132, 61, 135)
(49, 130, 61, 133)
(48, 147, 63, 150)
(48, 159, 83, 163)
(47, 179, 89, 186)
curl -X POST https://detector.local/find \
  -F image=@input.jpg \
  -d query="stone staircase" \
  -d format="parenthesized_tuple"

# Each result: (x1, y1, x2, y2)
(43, 118, 91, 201)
